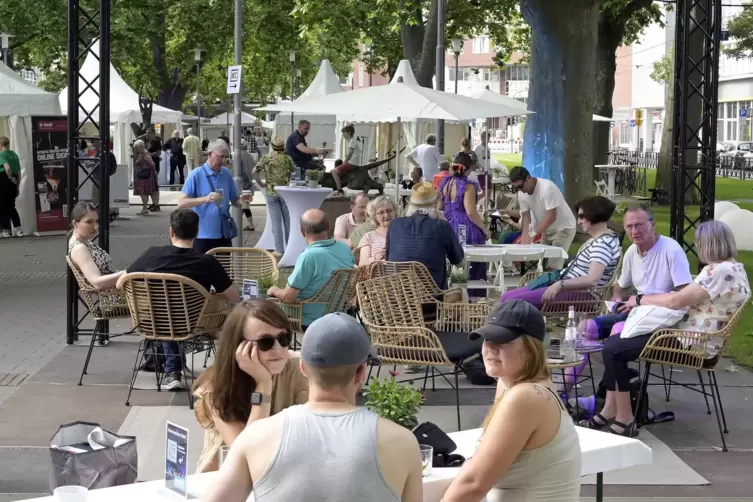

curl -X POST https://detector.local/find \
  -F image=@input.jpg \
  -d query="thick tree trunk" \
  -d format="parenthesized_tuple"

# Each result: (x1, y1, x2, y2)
(521, 0, 599, 203)
(593, 15, 620, 175)
(399, 0, 437, 87)
(655, 77, 674, 193)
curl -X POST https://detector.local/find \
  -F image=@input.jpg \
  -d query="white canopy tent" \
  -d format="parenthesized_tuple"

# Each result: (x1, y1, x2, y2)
(471, 88, 613, 122)
(208, 111, 259, 126)
(59, 40, 182, 180)
(0, 61, 61, 235)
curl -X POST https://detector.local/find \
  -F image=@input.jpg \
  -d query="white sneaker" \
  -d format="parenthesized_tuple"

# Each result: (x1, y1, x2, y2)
(0, 231, 10, 238)
(12, 229, 23, 237)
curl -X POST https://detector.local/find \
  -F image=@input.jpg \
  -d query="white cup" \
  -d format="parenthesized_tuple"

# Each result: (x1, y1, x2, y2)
(54, 486, 88, 502)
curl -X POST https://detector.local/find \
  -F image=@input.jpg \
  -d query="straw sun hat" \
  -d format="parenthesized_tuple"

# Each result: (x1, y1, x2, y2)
(409, 181, 439, 207)
(270, 135, 285, 150)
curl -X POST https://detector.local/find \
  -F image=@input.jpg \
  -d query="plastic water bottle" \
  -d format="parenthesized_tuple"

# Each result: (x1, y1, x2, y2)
(560, 306, 577, 363)
(458, 224, 467, 248)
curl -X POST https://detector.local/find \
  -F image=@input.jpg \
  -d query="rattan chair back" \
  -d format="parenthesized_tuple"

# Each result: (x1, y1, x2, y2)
(118, 272, 231, 342)
(65, 255, 130, 320)
(206, 247, 279, 289)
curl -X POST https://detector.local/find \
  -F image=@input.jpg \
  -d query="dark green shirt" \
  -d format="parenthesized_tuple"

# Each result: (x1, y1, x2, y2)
(0, 149, 20, 177)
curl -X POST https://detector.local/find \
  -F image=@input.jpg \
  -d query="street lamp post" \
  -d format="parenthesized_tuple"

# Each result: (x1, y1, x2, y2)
(289, 50, 296, 136)
(296, 69, 302, 96)
(435, 0, 446, 154)
(364, 43, 373, 87)
(451, 38, 462, 94)
(192, 48, 204, 138)
(0, 34, 12, 68)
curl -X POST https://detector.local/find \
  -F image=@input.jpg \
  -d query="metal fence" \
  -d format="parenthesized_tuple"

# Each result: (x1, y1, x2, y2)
(608, 150, 753, 180)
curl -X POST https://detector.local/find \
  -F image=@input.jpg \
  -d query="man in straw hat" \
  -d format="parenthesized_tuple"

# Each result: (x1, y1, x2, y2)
(253, 135, 295, 253)
(386, 181, 464, 292)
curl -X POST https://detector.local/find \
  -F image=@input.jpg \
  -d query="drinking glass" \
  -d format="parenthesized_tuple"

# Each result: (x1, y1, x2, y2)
(219, 445, 232, 467)
(419, 444, 433, 477)
(53, 486, 88, 502)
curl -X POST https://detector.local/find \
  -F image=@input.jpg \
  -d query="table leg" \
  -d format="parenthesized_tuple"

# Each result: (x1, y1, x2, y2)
(254, 198, 276, 251)
(607, 170, 616, 200)
(596, 472, 604, 502)
(588, 355, 597, 395)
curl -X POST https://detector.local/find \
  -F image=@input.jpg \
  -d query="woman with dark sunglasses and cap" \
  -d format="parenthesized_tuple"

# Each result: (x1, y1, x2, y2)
(192, 300, 309, 473)
(442, 300, 580, 502)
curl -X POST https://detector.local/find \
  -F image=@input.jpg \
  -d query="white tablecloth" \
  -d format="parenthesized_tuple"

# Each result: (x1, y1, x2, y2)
(464, 244, 569, 292)
(23, 427, 650, 502)
(254, 193, 278, 252)
(274, 186, 333, 267)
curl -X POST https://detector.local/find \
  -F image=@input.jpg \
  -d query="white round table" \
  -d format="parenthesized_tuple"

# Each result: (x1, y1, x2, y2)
(274, 186, 333, 267)
(254, 193, 278, 252)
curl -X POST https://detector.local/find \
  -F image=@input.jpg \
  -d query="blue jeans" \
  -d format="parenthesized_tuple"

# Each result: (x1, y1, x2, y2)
(162, 342, 182, 374)
(266, 195, 290, 253)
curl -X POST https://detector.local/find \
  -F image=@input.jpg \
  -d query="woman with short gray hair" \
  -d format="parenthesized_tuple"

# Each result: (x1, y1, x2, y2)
(585, 220, 749, 437)
(132, 139, 157, 215)
(358, 195, 397, 266)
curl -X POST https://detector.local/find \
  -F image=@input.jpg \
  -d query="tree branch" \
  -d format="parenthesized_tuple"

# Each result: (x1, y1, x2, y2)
(614, 0, 656, 28)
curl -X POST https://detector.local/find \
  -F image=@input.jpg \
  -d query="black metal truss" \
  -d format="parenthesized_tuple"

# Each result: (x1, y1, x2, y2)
(670, 0, 722, 264)
(66, 0, 111, 345)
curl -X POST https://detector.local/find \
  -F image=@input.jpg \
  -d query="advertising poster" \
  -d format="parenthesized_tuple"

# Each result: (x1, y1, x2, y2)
(242, 279, 258, 300)
(165, 421, 189, 498)
(31, 116, 68, 234)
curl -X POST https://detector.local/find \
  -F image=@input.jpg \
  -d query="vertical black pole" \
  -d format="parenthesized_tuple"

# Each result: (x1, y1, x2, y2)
(435, 0, 445, 154)
(99, 0, 111, 253)
(66, 0, 80, 345)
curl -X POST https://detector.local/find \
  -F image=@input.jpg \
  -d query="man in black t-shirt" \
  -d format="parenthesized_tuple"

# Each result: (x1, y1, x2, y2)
(128, 208, 240, 390)
(285, 119, 327, 172)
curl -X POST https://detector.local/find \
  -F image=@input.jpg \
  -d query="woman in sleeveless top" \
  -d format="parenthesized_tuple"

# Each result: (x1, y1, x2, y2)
(442, 300, 581, 502)
(192, 300, 308, 472)
(438, 152, 490, 296)
(67, 202, 123, 290)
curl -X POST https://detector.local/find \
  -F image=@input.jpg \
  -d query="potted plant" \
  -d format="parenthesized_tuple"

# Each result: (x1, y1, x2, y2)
(257, 276, 276, 299)
(364, 377, 423, 429)
(306, 169, 322, 188)
(450, 267, 469, 288)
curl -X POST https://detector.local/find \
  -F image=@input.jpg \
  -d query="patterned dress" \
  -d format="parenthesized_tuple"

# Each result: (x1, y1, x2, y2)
(133, 152, 156, 196)
(68, 236, 114, 274)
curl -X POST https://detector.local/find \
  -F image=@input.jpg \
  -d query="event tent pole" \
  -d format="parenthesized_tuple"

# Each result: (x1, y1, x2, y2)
(395, 116, 402, 208)
(231, 0, 243, 246)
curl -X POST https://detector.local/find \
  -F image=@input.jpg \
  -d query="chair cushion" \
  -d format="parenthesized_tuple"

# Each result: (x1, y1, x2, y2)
(434, 331, 483, 363)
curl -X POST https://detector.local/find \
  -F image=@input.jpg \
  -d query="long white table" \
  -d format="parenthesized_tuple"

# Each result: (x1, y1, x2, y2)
(23, 426, 650, 502)
(595, 164, 627, 200)
(463, 244, 569, 292)
(274, 185, 333, 267)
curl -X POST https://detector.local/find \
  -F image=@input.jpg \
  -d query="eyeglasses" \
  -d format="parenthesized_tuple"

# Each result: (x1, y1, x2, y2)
(251, 331, 292, 352)
(511, 183, 524, 192)
(376, 208, 394, 216)
(212, 152, 228, 160)
(577, 213, 585, 220)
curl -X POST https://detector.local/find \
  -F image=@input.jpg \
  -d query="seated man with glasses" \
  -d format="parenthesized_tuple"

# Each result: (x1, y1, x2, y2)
(508, 166, 577, 269)
(127, 209, 241, 391)
(178, 139, 252, 254)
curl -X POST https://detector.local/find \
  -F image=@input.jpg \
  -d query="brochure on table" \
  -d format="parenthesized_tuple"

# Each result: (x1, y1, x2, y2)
(165, 422, 189, 498)
(242, 279, 258, 300)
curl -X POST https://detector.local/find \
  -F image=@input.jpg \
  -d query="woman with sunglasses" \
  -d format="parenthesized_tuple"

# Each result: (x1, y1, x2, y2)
(193, 300, 308, 472)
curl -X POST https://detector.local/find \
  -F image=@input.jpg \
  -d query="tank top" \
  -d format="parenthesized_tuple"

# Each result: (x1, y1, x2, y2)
(485, 384, 581, 502)
(253, 405, 400, 502)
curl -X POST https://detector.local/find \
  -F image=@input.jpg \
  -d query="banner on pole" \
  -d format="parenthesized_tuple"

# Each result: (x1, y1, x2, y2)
(31, 116, 68, 235)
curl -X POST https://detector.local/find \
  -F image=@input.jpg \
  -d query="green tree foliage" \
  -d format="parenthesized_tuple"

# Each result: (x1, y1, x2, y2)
(724, 6, 753, 61)
(650, 49, 673, 85)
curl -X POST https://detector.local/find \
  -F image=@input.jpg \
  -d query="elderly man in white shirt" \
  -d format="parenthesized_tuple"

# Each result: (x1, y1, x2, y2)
(406, 134, 443, 181)
(509, 166, 576, 269)
(473, 131, 490, 172)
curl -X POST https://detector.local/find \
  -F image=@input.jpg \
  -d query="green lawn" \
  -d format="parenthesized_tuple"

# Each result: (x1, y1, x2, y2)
(492, 152, 753, 367)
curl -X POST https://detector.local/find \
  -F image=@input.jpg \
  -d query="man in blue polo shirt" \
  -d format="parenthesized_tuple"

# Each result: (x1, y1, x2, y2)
(268, 209, 354, 328)
(286, 120, 327, 173)
(178, 139, 252, 253)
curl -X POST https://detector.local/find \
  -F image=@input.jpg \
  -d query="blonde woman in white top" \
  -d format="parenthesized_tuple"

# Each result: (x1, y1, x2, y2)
(442, 300, 580, 502)
(358, 196, 397, 266)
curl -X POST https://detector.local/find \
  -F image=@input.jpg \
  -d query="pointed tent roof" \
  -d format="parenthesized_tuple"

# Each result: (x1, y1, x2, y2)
(208, 111, 259, 125)
(298, 59, 344, 99)
(390, 60, 420, 86)
(59, 40, 182, 124)
(0, 61, 60, 116)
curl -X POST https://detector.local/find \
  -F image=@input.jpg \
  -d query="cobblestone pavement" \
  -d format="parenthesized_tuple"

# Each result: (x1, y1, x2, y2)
(0, 206, 266, 406)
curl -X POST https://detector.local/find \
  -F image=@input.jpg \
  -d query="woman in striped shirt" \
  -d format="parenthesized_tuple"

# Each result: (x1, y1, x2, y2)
(500, 195, 621, 309)
(358, 195, 397, 266)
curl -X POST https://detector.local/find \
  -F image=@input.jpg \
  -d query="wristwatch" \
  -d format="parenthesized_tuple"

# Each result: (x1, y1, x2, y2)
(251, 392, 269, 405)
(636, 294, 644, 306)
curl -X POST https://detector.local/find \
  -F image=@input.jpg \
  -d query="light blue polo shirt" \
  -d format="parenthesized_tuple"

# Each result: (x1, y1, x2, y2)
(288, 239, 355, 326)
(182, 163, 238, 239)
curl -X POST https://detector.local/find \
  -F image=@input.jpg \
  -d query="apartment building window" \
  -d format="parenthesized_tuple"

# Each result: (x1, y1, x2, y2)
(504, 64, 530, 81)
(482, 68, 500, 81)
(619, 124, 632, 145)
(472, 36, 490, 54)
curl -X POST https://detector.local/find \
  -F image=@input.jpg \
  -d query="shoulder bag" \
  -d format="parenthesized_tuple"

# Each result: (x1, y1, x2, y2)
(205, 173, 238, 240)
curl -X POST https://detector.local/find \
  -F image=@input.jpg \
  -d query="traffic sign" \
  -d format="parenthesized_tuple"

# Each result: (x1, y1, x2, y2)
(629, 119, 636, 128)
(226, 65, 242, 94)
(741, 108, 748, 118)
(635, 118, 644, 126)
(635, 110, 643, 120)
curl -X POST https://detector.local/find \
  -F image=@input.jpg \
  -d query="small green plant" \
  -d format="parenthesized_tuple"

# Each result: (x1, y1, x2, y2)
(307, 170, 322, 181)
(364, 377, 423, 429)
(450, 267, 469, 284)
(257, 276, 276, 292)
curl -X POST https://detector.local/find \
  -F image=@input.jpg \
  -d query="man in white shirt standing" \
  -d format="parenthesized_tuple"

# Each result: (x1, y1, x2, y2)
(509, 166, 576, 269)
(406, 134, 443, 181)
(182, 128, 202, 175)
(473, 131, 490, 172)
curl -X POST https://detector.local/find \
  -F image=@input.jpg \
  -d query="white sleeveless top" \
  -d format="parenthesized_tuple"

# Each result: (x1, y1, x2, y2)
(484, 384, 581, 502)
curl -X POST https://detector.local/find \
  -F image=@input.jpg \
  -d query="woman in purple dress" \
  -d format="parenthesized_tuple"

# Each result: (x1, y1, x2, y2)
(438, 152, 490, 297)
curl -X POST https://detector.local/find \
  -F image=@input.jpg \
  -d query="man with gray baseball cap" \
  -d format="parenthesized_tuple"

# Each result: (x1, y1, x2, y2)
(204, 313, 424, 502)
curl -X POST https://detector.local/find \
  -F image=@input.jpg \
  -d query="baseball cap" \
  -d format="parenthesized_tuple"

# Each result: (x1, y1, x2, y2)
(469, 300, 546, 344)
(301, 313, 378, 367)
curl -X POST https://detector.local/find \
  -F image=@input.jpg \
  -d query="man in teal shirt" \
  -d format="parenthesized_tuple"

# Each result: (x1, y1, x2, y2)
(0, 136, 22, 237)
(268, 209, 355, 328)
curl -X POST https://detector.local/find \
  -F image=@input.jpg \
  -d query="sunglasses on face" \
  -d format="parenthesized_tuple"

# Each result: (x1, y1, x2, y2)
(577, 213, 585, 220)
(252, 331, 293, 352)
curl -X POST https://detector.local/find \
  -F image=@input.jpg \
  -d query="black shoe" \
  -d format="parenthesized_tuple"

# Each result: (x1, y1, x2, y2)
(163, 373, 185, 391)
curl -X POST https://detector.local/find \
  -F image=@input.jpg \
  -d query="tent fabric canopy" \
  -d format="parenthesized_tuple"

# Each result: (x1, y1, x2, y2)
(471, 88, 613, 122)
(58, 40, 182, 125)
(208, 111, 258, 125)
(0, 61, 60, 116)
(262, 59, 344, 112)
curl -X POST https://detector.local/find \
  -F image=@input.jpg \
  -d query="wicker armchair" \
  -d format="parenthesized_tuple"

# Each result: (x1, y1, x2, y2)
(206, 247, 279, 289)
(66, 255, 132, 386)
(117, 272, 232, 408)
(357, 271, 488, 429)
(368, 261, 464, 304)
(635, 298, 749, 452)
(277, 268, 358, 334)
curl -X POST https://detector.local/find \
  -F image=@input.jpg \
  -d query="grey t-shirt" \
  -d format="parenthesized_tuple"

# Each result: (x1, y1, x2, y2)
(618, 235, 693, 294)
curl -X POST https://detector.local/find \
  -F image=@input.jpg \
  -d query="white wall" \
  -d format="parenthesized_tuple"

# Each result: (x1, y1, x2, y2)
(630, 20, 667, 109)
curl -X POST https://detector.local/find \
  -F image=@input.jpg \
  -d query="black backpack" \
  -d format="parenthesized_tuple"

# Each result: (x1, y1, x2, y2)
(462, 359, 496, 386)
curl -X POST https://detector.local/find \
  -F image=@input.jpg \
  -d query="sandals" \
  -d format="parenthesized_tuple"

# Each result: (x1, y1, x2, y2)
(608, 420, 639, 438)
(578, 412, 610, 430)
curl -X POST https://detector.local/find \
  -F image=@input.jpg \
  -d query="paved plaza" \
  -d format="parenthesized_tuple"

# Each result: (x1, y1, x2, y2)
(1, 204, 753, 501)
